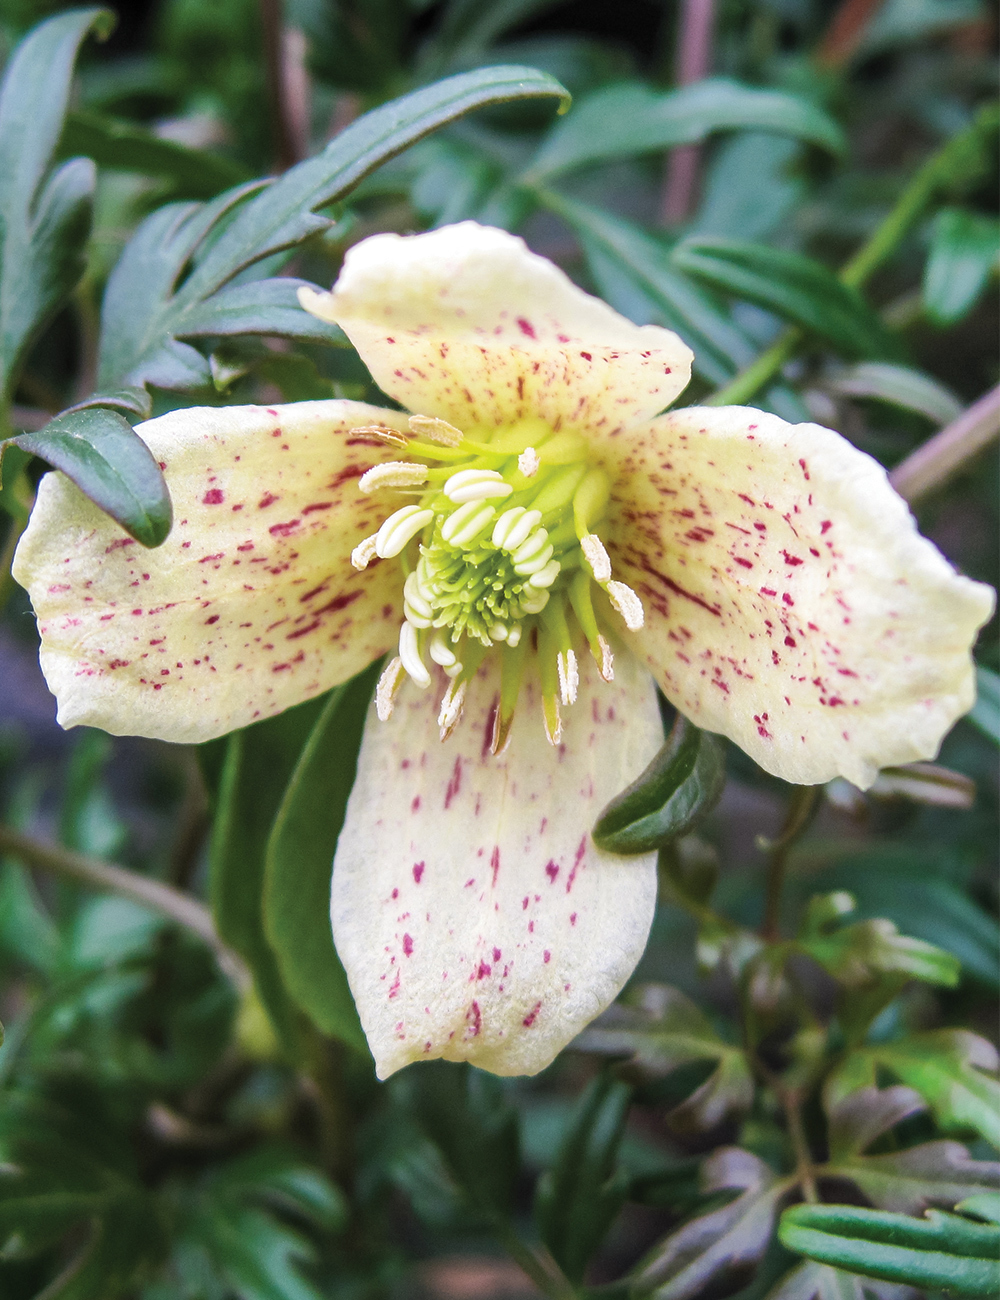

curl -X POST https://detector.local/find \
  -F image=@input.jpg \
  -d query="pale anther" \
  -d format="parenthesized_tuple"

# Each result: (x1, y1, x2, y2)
(607, 580, 645, 631)
(518, 446, 540, 477)
(527, 559, 561, 589)
(506, 625, 522, 647)
(351, 534, 378, 571)
(443, 468, 514, 504)
(358, 462, 428, 494)
(403, 573, 433, 628)
(375, 656, 407, 721)
(443, 661, 463, 678)
(490, 623, 509, 642)
(520, 589, 550, 614)
(598, 634, 614, 682)
(581, 533, 612, 583)
(557, 649, 579, 707)
(493, 507, 541, 551)
(510, 527, 549, 567)
(398, 621, 431, 688)
(513, 544, 555, 577)
(349, 424, 409, 448)
(408, 414, 463, 446)
(440, 500, 495, 546)
(438, 678, 467, 741)
(375, 505, 434, 558)
(429, 632, 457, 667)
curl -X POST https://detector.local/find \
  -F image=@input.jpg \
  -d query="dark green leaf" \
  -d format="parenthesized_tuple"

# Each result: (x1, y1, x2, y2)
(824, 362, 962, 425)
(535, 1072, 631, 1283)
(60, 386, 153, 421)
(524, 79, 845, 181)
(98, 66, 569, 391)
(968, 666, 999, 746)
(923, 208, 999, 325)
(263, 665, 380, 1056)
(634, 1148, 790, 1300)
(576, 985, 753, 1133)
(4, 406, 171, 547)
(0, 8, 113, 405)
(956, 1193, 1000, 1225)
(672, 238, 899, 360)
(60, 108, 252, 198)
(778, 1204, 1000, 1297)
(176, 277, 348, 343)
(593, 715, 725, 854)
(210, 695, 330, 1056)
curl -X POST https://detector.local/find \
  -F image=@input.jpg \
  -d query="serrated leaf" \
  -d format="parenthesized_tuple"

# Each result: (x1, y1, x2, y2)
(826, 1085, 928, 1161)
(635, 1148, 791, 1300)
(524, 79, 845, 181)
(60, 108, 252, 198)
(672, 238, 899, 361)
(767, 1259, 917, 1300)
(210, 696, 330, 1056)
(535, 1072, 631, 1283)
(800, 908, 960, 990)
(0, 8, 113, 406)
(97, 66, 569, 391)
(593, 714, 725, 854)
(824, 363, 962, 426)
(778, 1204, 1000, 1297)
(4, 406, 171, 547)
(827, 1031, 1000, 1150)
(967, 665, 999, 746)
(175, 278, 349, 344)
(829, 1141, 1000, 1216)
(923, 208, 999, 326)
(576, 984, 753, 1133)
(263, 665, 379, 1056)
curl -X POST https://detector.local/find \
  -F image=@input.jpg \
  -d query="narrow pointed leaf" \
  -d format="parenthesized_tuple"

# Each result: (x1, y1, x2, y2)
(779, 1204, 1000, 1297)
(923, 208, 1000, 326)
(593, 714, 725, 854)
(263, 665, 379, 1056)
(824, 363, 962, 426)
(4, 407, 171, 547)
(967, 665, 999, 746)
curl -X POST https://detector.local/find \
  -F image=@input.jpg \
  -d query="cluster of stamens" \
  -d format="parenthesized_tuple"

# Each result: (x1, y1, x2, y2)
(351, 413, 646, 751)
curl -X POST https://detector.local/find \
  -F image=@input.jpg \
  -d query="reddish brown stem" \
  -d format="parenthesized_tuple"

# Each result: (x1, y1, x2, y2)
(660, 0, 716, 224)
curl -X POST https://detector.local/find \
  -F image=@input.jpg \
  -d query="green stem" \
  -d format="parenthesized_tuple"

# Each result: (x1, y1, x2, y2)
(708, 105, 997, 407)
(492, 1219, 581, 1300)
(760, 785, 820, 941)
(783, 1089, 819, 1203)
(0, 823, 249, 990)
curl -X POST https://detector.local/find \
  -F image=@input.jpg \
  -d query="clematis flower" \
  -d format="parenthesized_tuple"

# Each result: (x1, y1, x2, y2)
(13, 223, 993, 1080)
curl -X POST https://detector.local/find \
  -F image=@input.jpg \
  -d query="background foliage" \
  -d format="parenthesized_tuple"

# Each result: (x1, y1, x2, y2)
(0, 0, 995, 1298)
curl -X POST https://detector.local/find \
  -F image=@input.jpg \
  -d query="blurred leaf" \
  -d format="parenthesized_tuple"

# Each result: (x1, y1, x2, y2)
(535, 1072, 631, 1284)
(524, 79, 845, 182)
(4, 405, 172, 547)
(967, 666, 999, 746)
(0, 858, 59, 974)
(957, 1193, 1000, 1224)
(693, 132, 807, 243)
(210, 695, 329, 1056)
(403, 1062, 520, 1217)
(766, 1259, 917, 1300)
(824, 362, 963, 425)
(60, 109, 252, 198)
(576, 984, 753, 1133)
(0, 8, 113, 408)
(634, 1148, 790, 1300)
(923, 209, 999, 325)
(593, 714, 725, 855)
(828, 1031, 1000, 1149)
(263, 664, 379, 1056)
(798, 894, 960, 989)
(778, 1204, 1000, 1297)
(858, 0, 986, 58)
(98, 66, 569, 391)
(823, 1085, 1000, 1213)
(672, 238, 899, 360)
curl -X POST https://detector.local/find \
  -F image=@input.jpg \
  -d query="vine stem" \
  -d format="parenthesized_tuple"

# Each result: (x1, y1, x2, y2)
(760, 785, 820, 941)
(0, 823, 250, 991)
(707, 109, 994, 407)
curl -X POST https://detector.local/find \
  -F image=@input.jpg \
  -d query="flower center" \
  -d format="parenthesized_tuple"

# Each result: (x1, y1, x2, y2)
(352, 414, 645, 751)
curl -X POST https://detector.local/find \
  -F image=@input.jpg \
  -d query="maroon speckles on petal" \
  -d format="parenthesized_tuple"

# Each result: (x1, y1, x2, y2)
(466, 1000, 482, 1037)
(413, 861, 425, 883)
(205, 614, 220, 625)
(269, 519, 301, 538)
(202, 489, 224, 505)
(444, 756, 462, 809)
(403, 933, 414, 956)
(522, 1001, 542, 1028)
(257, 492, 279, 509)
(516, 317, 536, 338)
(782, 550, 803, 566)
(545, 861, 559, 884)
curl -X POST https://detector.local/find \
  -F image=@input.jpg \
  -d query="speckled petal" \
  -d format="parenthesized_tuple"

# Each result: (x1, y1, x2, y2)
(331, 648, 662, 1079)
(13, 401, 409, 743)
(303, 221, 693, 439)
(608, 405, 995, 789)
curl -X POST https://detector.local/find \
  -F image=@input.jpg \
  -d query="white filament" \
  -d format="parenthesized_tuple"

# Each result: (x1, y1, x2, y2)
(375, 505, 433, 558)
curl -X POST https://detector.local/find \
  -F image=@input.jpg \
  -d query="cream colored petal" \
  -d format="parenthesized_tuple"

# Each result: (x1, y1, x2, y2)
(13, 401, 410, 743)
(608, 405, 994, 789)
(331, 648, 662, 1079)
(307, 222, 693, 438)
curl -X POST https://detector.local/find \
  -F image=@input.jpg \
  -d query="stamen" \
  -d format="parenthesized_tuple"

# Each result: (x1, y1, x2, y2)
(350, 424, 409, 449)
(444, 468, 514, 504)
(520, 589, 550, 615)
(359, 462, 428, 493)
(428, 632, 457, 667)
(490, 623, 509, 642)
(438, 678, 467, 741)
(580, 533, 612, 582)
(598, 635, 614, 682)
(403, 573, 434, 627)
(351, 534, 378, 570)
(557, 649, 579, 706)
(409, 414, 463, 446)
(506, 625, 522, 647)
(375, 505, 434, 558)
(376, 656, 407, 721)
(398, 621, 431, 688)
(440, 500, 495, 546)
(607, 580, 645, 630)
(527, 559, 561, 589)
(513, 544, 555, 577)
(518, 446, 540, 477)
(493, 507, 541, 551)
(510, 527, 550, 568)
